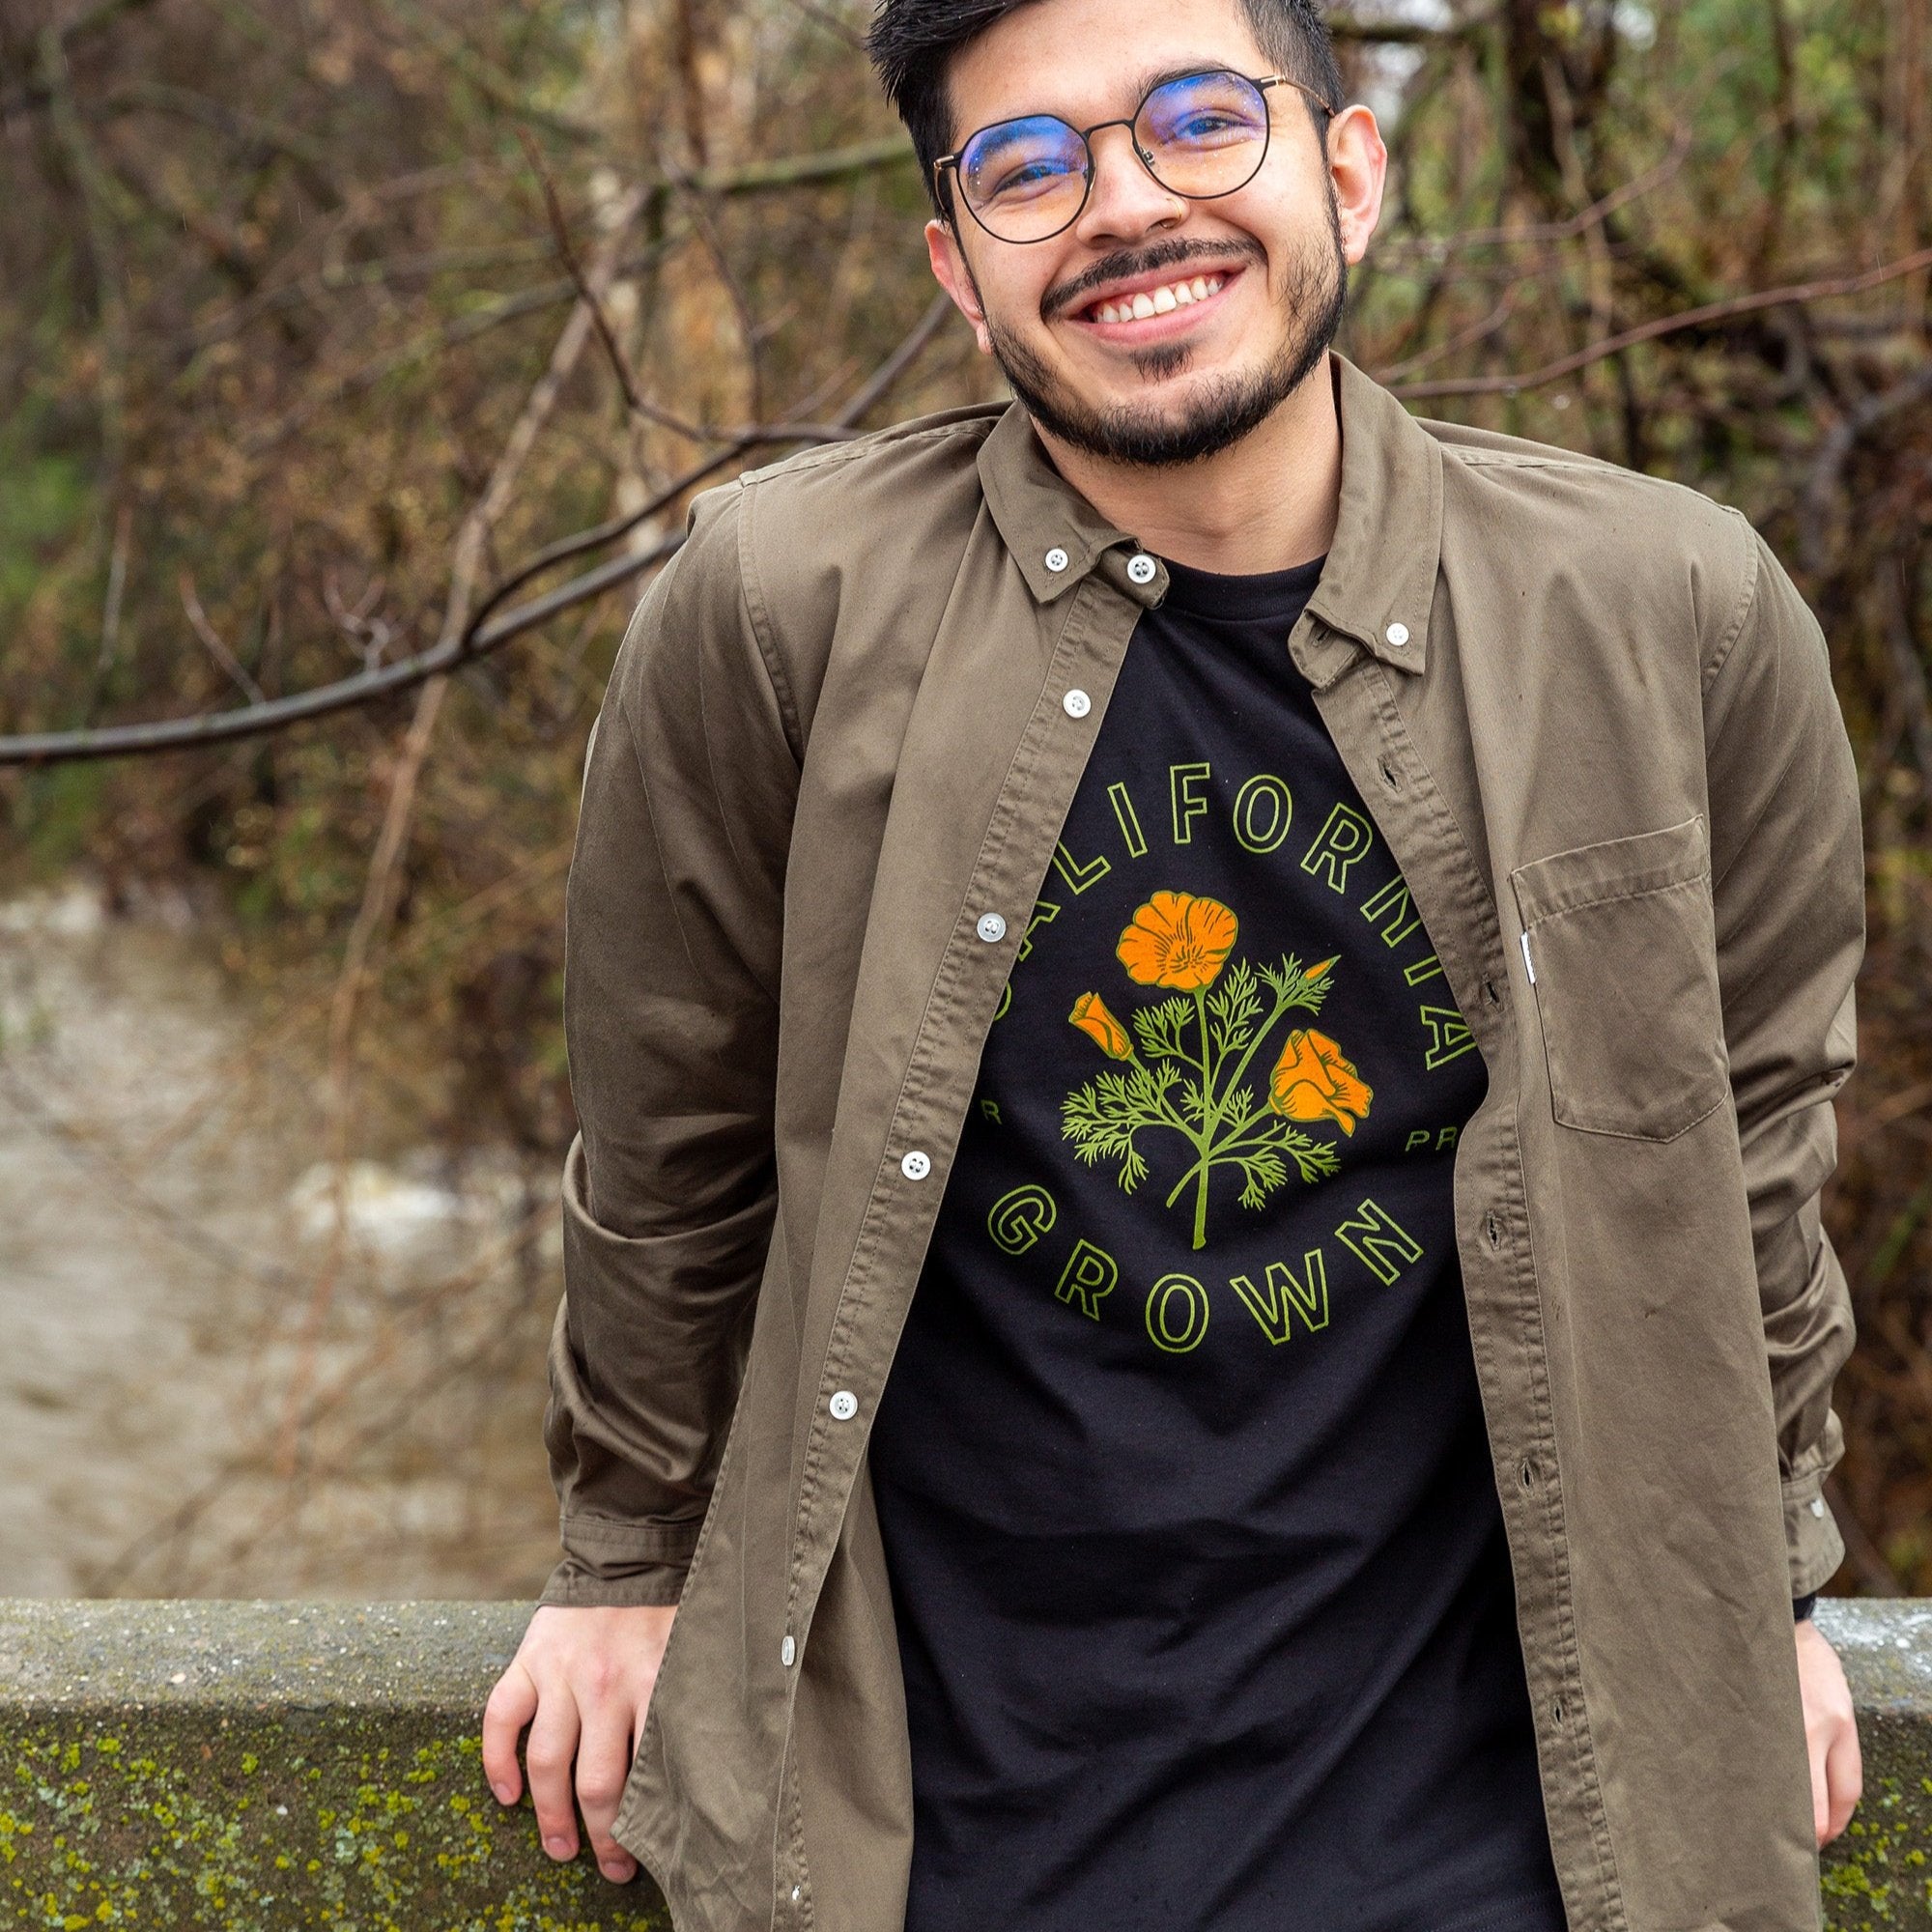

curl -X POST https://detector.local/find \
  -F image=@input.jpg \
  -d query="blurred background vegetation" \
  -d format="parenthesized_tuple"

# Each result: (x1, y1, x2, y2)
(0, 0, 1927, 1600)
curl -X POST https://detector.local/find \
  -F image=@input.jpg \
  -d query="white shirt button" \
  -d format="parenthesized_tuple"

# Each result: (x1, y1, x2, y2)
(900, 1150, 932, 1180)
(1044, 546, 1069, 574)
(1063, 688, 1092, 719)
(976, 912, 1008, 943)
(1126, 554, 1158, 585)
(792, 1888, 803, 1904)
(1385, 621, 1410, 647)
(829, 1390, 859, 1421)
(1810, 1497, 1827, 1518)
(781, 1634, 796, 1667)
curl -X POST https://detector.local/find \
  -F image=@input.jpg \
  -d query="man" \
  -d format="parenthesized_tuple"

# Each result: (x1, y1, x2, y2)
(482, 0, 1867, 1925)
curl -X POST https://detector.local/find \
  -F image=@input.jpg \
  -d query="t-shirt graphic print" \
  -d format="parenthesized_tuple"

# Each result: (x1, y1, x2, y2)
(867, 554, 1567, 1932)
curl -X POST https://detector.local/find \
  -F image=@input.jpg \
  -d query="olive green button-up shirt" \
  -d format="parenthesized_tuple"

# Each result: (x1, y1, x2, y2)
(538, 350, 1862, 1932)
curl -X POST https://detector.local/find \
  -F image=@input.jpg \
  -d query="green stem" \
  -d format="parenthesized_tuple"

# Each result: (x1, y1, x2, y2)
(1219, 987, 1295, 1113)
(1163, 1122, 1216, 1211)
(1189, 987, 1215, 1248)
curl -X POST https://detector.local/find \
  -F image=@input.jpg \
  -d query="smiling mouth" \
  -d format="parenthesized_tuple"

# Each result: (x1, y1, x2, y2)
(1072, 268, 1239, 328)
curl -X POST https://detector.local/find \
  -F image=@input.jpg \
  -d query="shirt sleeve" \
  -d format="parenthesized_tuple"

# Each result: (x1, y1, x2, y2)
(1703, 520, 1864, 1601)
(535, 482, 799, 1609)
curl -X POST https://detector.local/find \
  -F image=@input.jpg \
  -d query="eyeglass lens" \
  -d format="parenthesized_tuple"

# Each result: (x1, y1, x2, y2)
(956, 71, 1272, 242)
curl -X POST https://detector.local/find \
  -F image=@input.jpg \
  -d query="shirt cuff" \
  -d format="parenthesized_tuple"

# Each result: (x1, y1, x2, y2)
(1781, 1471, 1846, 1598)
(533, 1512, 701, 1608)
(1793, 1592, 1819, 1622)
(536, 1552, 690, 1609)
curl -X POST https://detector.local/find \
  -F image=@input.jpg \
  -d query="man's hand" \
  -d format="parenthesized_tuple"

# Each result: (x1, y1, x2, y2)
(1796, 1617, 1861, 1847)
(482, 1603, 677, 1885)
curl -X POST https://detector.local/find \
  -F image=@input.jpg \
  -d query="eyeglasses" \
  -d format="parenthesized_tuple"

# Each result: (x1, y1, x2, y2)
(934, 68, 1335, 245)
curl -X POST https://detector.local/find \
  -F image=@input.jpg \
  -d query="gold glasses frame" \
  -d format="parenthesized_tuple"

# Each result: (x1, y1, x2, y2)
(934, 68, 1337, 243)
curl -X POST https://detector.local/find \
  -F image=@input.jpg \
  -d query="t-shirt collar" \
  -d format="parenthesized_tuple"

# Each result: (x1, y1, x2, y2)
(975, 350, 1444, 678)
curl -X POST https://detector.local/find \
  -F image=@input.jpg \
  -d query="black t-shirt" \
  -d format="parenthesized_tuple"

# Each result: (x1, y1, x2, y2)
(867, 553, 1567, 1932)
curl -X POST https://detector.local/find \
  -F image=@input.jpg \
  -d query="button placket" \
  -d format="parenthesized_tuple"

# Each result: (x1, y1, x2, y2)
(782, 571, 1143, 1667)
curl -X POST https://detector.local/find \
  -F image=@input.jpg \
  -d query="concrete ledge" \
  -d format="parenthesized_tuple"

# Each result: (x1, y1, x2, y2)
(0, 1600, 668, 1929)
(0, 1598, 1924, 1928)
(1817, 1599, 1932, 1927)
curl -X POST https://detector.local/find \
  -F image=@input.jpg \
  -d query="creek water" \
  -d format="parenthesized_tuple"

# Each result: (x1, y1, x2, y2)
(0, 883, 561, 1603)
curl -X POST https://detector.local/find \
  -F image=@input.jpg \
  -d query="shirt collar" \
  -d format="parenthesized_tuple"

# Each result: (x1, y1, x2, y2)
(976, 405, 1170, 611)
(974, 349, 1445, 674)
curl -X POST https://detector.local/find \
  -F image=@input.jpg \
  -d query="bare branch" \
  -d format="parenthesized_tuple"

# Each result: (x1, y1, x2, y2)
(1326, 10, 1492, 43)
(1799, 359, 1932, 576)
(1391, 245, 1932, 400)
(1881, 554, 1932, 786)
(83, 500, 133, 724)
(277, 182, 651, 1474)
(101, 78, 344, 206)
(179, 570, 267, 704)
(778, 0, 867, 50)
(517, 127, 708, 440)
(0, 296, 952, 767)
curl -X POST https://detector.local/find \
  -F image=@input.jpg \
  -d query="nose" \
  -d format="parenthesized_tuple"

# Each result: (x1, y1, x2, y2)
(1072, 121, 1188, 248)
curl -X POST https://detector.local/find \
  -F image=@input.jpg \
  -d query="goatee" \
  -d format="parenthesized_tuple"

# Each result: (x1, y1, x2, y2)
(985, 198, 1347, 469)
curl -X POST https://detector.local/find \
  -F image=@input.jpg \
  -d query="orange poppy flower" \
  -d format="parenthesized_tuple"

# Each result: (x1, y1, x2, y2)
(1068, 992, 1134, 1060)
(1268, 1028, 1374, 1135)
(1116, 891, 1238, 992)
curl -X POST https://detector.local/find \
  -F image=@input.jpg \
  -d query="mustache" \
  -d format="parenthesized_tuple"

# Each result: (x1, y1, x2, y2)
(1041, 238, 1264, 319)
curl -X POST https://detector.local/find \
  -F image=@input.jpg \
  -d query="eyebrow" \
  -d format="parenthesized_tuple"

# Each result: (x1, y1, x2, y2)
(948, 56, 1252, 158)
(1126, 57, 1247, 101)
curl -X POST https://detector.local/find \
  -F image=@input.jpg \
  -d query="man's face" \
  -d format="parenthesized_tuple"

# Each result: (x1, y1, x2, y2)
(925, 0, 1378, 469)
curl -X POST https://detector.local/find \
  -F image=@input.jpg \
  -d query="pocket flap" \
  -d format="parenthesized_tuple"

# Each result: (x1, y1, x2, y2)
(1509, 813, 1709, 927)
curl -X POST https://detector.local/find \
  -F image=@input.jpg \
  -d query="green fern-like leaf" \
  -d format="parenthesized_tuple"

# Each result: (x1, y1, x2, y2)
(1207, 959, 1261, 1054)
(1133, 995, 1195, 1062)
(1232, 1143, 1291, 1208)
(1062, 1065, 1176, 1192)
(1259, 952, 1333, 1015)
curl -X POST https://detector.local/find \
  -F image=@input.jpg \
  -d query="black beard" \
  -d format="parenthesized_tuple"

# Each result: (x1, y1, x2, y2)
(983, 197, 1348, 470)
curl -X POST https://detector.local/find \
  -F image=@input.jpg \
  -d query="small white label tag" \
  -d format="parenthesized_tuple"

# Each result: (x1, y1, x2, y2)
(1520, 930, 1536, 984)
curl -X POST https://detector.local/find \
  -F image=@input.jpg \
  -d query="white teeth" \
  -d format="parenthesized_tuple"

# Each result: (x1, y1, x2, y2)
(1090, 274, 1229, 325)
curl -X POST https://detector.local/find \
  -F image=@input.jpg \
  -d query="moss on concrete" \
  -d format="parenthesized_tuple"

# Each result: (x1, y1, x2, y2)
(0, 1601, 668, 1929)
(6, 1597, 1931, 1926)
(1814, 1604, 1932, 1929)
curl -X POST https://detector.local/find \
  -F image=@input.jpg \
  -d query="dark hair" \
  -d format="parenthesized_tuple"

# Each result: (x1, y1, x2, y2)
(867, 0, 1345, 218)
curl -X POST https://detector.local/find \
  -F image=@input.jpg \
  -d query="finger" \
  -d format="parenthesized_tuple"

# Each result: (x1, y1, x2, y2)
(524, 1678, 585, 1861)
(574, 1704, 641, 1882)
(1807, 1724, 1832, 1847)
(481, 1662, 538, 1805)
(1825, 1719, 1862, 1842)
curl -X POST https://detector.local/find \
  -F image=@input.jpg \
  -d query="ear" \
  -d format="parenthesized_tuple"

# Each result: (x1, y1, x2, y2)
(1323, 104, 1388, 266)
(925, 215, 994, 355)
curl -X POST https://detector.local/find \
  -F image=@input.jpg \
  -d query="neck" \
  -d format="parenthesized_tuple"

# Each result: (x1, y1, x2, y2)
(1030, 351, 1342, 576)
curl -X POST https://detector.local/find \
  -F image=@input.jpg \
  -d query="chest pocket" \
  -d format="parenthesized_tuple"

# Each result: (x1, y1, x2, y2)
(1508, 814, 1729, 1142)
